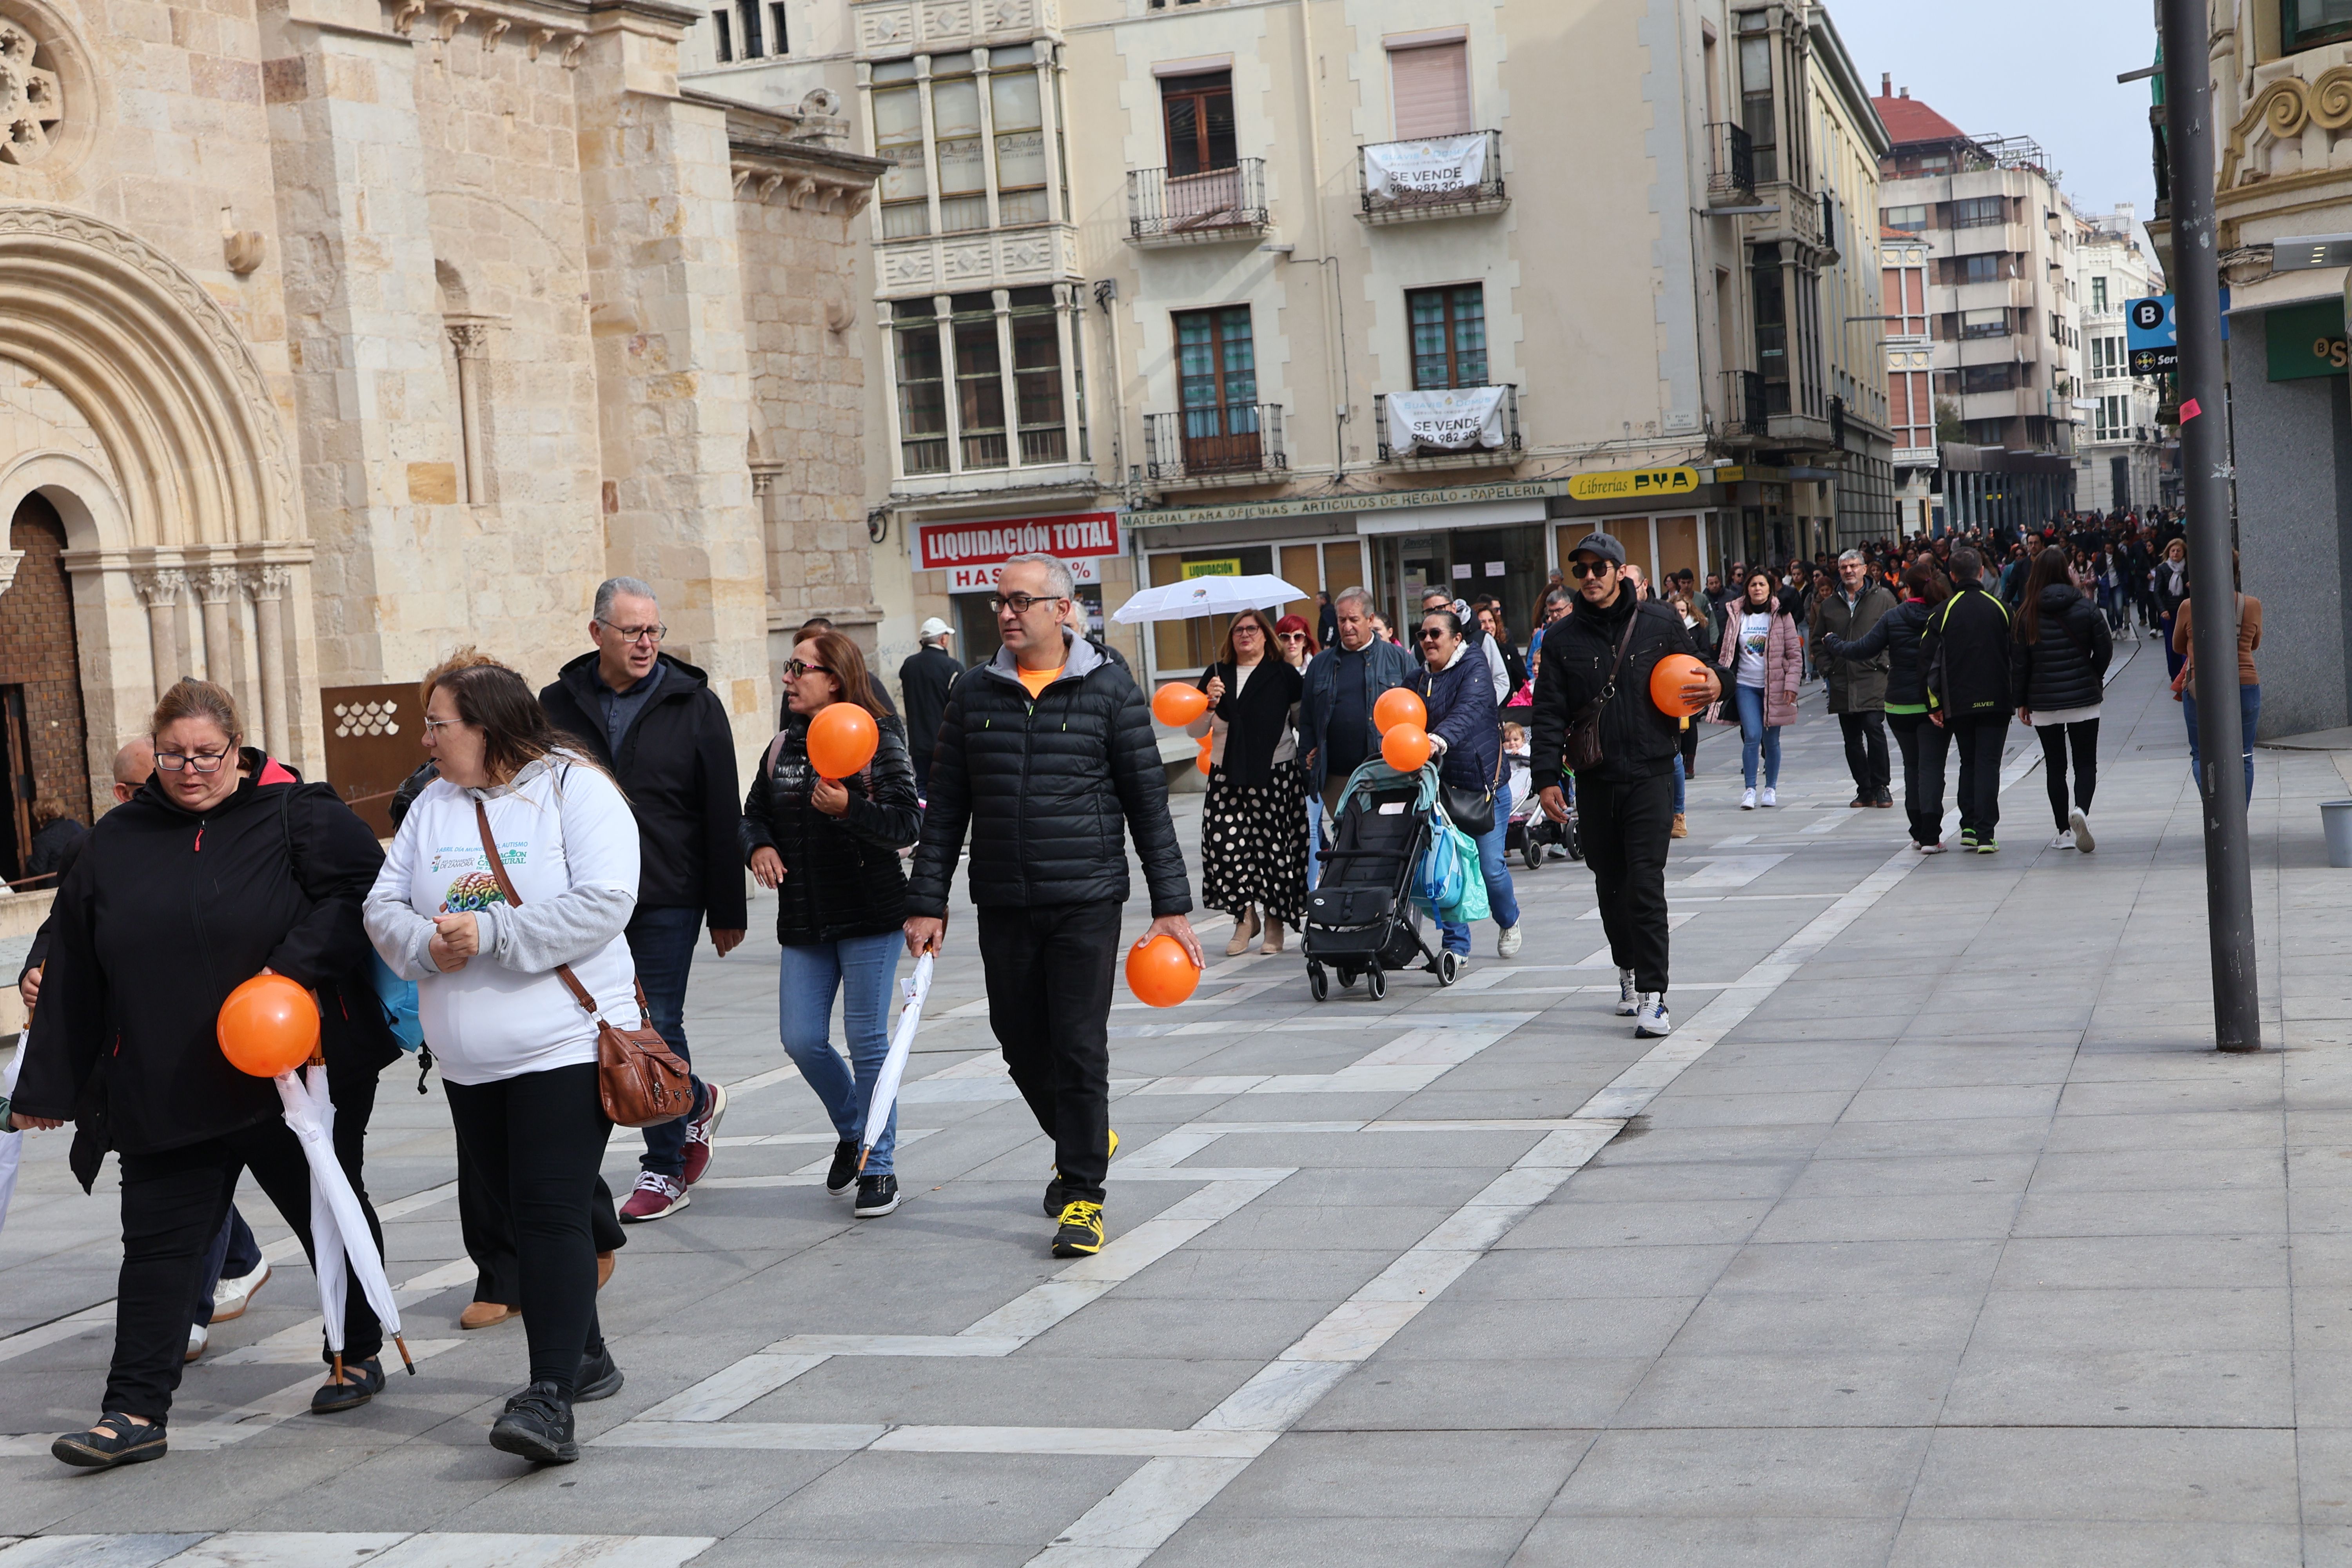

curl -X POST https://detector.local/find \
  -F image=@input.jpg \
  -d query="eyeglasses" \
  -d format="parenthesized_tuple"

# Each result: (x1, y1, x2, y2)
(785, 659, 834, 678)
(1568, 560, 1615, 580)
(156, 748, 232, 773)
(987, 592, 1064, 615)
(422, 717, 465, 737)
(1231, 623, 1264, 636)
(599, 622, 666, 645)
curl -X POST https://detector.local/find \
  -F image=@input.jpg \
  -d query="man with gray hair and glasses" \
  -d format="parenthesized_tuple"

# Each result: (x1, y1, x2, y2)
(541, 575, 746, 1222)
(1299, 586, 1416, 855)
(905, 553, 1199, 1261)
(1810, 548, 1897, 809)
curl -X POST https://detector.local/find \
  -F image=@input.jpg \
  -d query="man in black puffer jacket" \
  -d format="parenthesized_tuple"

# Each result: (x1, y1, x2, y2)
(1529, 533, 1717, 1040)
(1918, 547, 2013, 853)
(905, 554, 1200, 1260)
(2012, 564, 2113, 850)
(1824, 562, 1949, 851)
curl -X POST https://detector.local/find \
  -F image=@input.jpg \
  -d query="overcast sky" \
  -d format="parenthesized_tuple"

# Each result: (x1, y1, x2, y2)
(1828, 0, 2162, 241)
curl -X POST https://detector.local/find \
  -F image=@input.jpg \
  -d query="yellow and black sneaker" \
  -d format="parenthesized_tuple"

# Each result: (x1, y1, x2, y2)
(1051, 1200, 1105, 1257)
(1043, 1129, 1117, 1219)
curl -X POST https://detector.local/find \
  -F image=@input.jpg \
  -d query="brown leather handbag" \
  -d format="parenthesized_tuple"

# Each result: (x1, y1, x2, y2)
(472, 801, 693, 1128)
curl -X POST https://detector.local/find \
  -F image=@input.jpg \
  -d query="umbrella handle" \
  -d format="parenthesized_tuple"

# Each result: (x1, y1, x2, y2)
(393, 1333, 416, 1375)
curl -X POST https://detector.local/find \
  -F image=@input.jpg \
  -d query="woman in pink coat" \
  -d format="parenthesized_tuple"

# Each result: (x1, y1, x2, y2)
(1712, 569, 1803, 808)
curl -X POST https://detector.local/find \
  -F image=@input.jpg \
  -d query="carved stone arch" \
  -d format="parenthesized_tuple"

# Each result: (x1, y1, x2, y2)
(0, 203, 300, 548)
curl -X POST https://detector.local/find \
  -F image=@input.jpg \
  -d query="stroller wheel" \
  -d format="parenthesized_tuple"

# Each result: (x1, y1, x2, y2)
(1338, 966, 1358, 989)
(1366, 965, 1387, 1001)
(1308, 961, 1328, 1002)
(1523, 840, 1545, 870)
(1437, 950, 1462, 987)
(1566, 822, 1584, 862)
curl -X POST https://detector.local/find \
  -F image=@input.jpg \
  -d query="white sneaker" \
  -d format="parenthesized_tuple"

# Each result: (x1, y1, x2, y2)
(185, 1324, 209, 1363)
(1616, 967, 1639, 1015)
(1917, 840, 1948, 855)
(1497, 924, 1522, 958)
(1635, 994, 1672, 1037)
(1740, 788, 1757, 810)
(1759, 787, 1777, 808)
(2069, 808, 2094, 853)
(211, 1260, 271, 1323)
(2050, 830, 2075, 850)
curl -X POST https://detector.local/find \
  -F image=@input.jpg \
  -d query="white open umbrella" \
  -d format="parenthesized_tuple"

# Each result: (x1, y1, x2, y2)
(1111, 574, 1308, 624)
(276, 1064, 412, 1377)
(0, 1031, 22, 1242)
(858, 953, 933, 1172)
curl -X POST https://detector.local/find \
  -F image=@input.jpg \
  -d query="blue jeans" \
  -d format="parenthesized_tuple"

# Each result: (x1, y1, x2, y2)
(1305, 789, 1323, 891)
(777, 932, 904, 1174)
(1735, 684, 1782, 789)
(2182, 682, 2260, 805)
(628, 905, 710, 1180)
(1673, 753, 1686, 814)
(1441, 779, 1523, 955)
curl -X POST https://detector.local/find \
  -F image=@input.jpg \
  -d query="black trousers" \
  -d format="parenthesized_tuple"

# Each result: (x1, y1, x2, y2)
(1887, 711, 1951, 847)
(1678, 722, 1699, 779)
(442, 1062, 610, 1394)
(1837, 711, 1891, 795)
(112, 1116, 384, 1423)
(1577, 770, 1676, 995)
(976, 899, 1122, 1204)
(459, 1150, 623, 1307)
(1948, 714, 2011, 841)
(2037, 719, 2099, 829)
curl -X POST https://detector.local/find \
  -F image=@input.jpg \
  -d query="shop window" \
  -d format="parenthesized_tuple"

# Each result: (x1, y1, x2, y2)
(1408, 284, 1487, 390)
(892, 299, 948, 474)
(991, 46, 1048, 225)
(951, 292, 1007, 470)
(1161, 70, 1236, 176)
(1010, 287, 1066, 465)
(1174, 305, 1261, 472)
(2287, 0, 2352, 50)
(873, 60, 929, 240)
(1389, 40, 1469, 139)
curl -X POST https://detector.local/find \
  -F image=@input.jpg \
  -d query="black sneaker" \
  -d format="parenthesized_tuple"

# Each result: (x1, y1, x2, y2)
(52, 1414, 167, 1469)
(310, 1356, 384, 1414)
(489, 1379, 578, 1464)
(1051, 1200, 1105, 1258)
(854, 1173, 900, 1217)
(575, 1343, 624, 1403)
(1042, 1177, 1069, 1220)
(825, 1139, 859, 1198)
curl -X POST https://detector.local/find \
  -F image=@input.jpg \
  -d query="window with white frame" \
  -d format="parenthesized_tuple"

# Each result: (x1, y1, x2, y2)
(867, 46, 1060, 244)
(709, 0, 787, 61)
(2089, 334, 2125, 378)
(2093, 393, 2130, 441)
(886, 287, 1087, 481)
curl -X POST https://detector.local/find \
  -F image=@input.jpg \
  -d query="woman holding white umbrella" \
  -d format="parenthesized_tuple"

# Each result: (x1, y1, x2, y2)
(1187, 607, 1308, 955)
(11, 678, 398, 1469)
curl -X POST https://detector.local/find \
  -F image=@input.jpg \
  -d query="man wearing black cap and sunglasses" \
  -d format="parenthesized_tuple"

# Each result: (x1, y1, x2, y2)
(1529, 532, 1718, 1039)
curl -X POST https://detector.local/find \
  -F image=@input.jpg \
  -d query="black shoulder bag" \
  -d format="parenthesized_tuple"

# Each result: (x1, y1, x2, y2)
(1563, 610, 1641, 774)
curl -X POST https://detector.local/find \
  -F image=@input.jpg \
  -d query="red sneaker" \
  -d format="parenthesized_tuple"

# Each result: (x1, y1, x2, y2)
(619, 1171, 688, 1223)
(679, 1080, 728, 1187)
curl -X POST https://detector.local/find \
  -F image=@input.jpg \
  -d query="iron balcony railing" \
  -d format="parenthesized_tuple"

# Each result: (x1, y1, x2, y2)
(1372, 384, 1522, 463)
(1127, 160, 1270, 243)
(1142, 403, 1286, 483)
(1724, 369, 1769, 436)
(1705, 122, 1755, 202)
(1356, 129, 1506, 220)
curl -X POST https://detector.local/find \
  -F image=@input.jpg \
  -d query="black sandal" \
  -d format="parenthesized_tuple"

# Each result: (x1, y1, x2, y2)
(310, 1356, 385, 1414)
(52, 1413, 167, 1469)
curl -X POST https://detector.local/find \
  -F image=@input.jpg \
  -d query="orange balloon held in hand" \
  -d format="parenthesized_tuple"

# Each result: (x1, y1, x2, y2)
(1372, 687, 1427, 735)
(1125, 933, 1200, 1008)
(1196, 734, 1213, 775)
(218, 973, 321, 1078)
(1648, 653, 1713, 718)
(807, 702, 880, 780)
(1152, 683, 1210, 726)
(1382, 722, 1433, 772)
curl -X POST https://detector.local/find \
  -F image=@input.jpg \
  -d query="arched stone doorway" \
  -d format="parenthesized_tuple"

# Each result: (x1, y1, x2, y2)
(0, 489, 89, 875)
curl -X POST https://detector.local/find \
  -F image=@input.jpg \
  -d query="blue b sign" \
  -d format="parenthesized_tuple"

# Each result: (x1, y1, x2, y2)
(2125, 291, 2228, 376)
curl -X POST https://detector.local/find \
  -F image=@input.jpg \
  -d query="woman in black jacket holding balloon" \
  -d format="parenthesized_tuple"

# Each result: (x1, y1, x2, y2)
(742, 629, 922, 1218)
(10, 678, 396, 1468)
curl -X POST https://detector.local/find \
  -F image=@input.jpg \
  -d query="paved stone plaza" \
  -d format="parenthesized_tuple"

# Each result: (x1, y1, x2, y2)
(4, 644, 2348, 1566)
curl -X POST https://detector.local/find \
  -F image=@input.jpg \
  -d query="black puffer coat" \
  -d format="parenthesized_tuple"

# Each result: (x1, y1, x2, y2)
(1528, 590, 1709, 789)
(2011, 584, 2113, 713)
(908, 632, 1192, 917)
(1824, 598, 1935, 710)
(742, 709, 921, 945)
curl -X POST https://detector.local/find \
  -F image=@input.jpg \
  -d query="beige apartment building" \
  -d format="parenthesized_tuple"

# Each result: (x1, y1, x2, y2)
(686, 0, 1893, 695)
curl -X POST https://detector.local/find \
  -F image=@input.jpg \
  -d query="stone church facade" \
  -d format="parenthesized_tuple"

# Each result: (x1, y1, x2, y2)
(0, 0, 880, 863)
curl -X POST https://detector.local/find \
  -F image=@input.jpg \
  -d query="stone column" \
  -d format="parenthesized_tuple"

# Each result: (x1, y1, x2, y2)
(198, 566, 243, 718)
(446, 319, 490, 505)
(132, 568, 184, 699)
(245, 564, 292, 760)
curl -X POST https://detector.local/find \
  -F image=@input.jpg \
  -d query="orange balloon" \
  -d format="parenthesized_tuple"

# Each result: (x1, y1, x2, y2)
(1382, 723, 1433, 772)
(1125, 933, 1200, 1007)
(1649, 653, 1713, 717)
(807, 701, 880, 779)
(218, 973, 321, 1078)
(1152, 683, 1210, 726)
(1372, 688, 1427, 734)
(1196, 736, 1212, 775)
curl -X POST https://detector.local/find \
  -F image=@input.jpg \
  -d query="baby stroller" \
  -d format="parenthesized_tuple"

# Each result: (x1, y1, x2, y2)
(1303, 758, 1461, 1000)
(1501, 756, 1580, 869)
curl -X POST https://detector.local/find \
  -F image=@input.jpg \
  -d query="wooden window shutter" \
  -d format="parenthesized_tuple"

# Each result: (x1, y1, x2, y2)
(1389, 42, 1469, 138)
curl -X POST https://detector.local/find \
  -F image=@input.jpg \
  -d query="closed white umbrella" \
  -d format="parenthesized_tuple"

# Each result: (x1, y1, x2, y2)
(275, 1064, 412, 1377)
(1111, 574, 1308, 624)
(858, 953, 933, 1172)
(0, 1031, 22, 1241)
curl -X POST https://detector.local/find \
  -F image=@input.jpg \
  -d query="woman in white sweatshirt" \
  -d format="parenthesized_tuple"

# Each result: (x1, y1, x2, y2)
(365, 653, 640, 1466)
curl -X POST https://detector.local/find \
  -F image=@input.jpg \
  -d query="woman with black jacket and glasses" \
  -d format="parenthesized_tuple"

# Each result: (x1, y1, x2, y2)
(744, 629, 923, 1218)
(2012, 546, 2113, 852)
(1824, 562, 1952, 853)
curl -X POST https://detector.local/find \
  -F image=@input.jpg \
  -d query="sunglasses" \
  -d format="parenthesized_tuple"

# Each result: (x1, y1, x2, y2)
(785, 659, 834, 678)
(1417, 628, 1450, 642)
(1568, 559, 1615, 579)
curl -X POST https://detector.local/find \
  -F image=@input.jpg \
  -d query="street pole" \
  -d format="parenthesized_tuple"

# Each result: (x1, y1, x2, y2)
(2159, 0, 2262, 1052)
